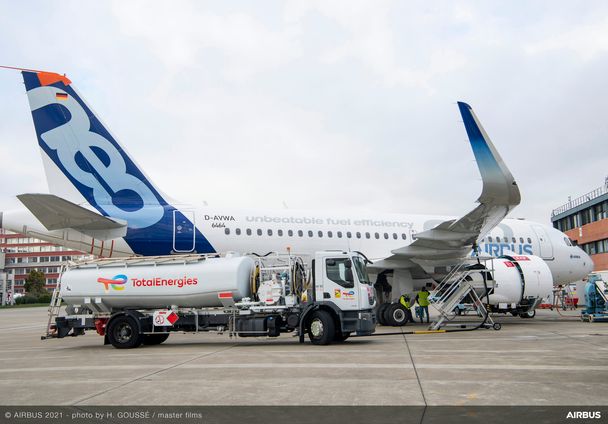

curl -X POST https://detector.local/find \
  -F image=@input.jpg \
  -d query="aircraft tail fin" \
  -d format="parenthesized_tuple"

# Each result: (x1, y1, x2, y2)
(20, 69, 169, 230)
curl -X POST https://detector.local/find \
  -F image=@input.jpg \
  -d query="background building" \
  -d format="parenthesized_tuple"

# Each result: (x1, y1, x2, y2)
(0, 229, 91, 304)
(551, 178, 608, 271)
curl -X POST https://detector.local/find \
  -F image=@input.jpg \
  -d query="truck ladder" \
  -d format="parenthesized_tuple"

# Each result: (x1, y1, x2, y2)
(42, 265, 65, 340)
(428, 262, 495, 331)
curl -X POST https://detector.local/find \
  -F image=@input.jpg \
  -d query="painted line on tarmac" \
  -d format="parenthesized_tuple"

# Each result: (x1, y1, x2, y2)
(0, 355, 74, 361)
(0, 363, 414, 373)
(414, 364, 608, 371)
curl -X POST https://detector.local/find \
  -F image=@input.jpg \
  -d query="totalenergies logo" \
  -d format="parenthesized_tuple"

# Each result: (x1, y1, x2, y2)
(97, 274, 128, 292)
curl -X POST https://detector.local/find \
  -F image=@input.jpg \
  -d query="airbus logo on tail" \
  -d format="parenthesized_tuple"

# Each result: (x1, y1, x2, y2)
(27, 86, 164, 229)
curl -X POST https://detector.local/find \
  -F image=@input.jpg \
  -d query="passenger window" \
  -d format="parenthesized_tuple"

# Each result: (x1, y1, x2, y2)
(337, 231, 342, 238)
(527, 237, 532, 243)
(268, 229, 273, 236)
(225, 228, 230, 235)
(384, 233, 389, 240)
(402, 233, 407, 240)
(512, 237, 516, 243)
(519, 237, 524, 243)
(288, 230, 293, 237)
(488, 236, 493, 242)
(278, 229, 283, 236)
(308, 230, 313, 237)
(496, 237, 501, 243)
(365, 232, 370, 239)
(328, 231, 333, 238)
(246, 229, 252, 236)
(347, 232, 352, 238)
(257, 229, 262, 236)
(298, 230, 303, 237)
(236, 228, 241, 235)
(393, 233, 397, 240)
(375, 233, 379, 239)
(318, 231, 323, 238)
(356, 232, 361, 239)
(325, 258, 354, 288)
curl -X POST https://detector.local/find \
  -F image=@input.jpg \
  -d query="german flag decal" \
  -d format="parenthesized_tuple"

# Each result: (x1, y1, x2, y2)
(55, 92, 68, 101)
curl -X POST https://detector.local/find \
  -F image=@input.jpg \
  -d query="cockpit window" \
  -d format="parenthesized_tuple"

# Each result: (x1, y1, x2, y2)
(564, 237, 572, 246)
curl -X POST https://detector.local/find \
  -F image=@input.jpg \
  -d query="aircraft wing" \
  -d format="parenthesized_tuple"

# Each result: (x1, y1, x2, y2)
(17, 193, 127, 240)
(390, 102, 520, 263)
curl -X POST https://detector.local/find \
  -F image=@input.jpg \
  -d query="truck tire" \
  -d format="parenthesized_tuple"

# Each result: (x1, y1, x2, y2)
(107, 315, 143, 349)
(376, 303, 389, 326)
(143, 333, 170, 345)
(386, 304, 409, 326)
(307, 310, 335, 345)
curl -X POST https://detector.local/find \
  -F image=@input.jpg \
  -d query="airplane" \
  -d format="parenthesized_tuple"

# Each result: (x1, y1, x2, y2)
(0, 68, 593, 320)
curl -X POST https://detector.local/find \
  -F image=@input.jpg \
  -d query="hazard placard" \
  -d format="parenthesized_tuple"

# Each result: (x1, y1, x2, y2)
(153, 310, 179, 326)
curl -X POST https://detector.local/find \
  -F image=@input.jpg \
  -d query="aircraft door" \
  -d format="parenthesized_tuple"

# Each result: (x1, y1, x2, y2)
(531, 225, 553, 259)
(173, 210, 196, 252)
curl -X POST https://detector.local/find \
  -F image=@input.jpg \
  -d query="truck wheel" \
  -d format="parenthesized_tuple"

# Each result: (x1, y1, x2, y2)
(387, 304, 409, 326)
(143, 333, 170, 345)
(107, 315, 143, 349)
(376, 303, 389, 326)
(308, 310, 335, 345)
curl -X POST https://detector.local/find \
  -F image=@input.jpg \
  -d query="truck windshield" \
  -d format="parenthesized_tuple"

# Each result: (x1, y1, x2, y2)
(352, 256, 371, 285)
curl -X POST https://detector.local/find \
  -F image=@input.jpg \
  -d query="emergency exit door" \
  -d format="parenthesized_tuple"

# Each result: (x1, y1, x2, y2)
(532, 225, 553, 259)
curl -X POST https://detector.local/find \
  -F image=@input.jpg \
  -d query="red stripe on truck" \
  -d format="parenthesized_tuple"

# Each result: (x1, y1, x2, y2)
(218, 292, 233, 299)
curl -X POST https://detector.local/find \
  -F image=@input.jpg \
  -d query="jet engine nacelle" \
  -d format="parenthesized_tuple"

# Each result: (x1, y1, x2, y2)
(487, 255, 553, 308)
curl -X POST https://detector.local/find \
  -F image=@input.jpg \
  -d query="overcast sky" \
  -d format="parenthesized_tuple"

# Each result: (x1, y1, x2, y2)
(0, 0, 607, 224)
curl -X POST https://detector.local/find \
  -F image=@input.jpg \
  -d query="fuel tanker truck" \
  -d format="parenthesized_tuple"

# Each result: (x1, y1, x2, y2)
(43, 251, 376, 348)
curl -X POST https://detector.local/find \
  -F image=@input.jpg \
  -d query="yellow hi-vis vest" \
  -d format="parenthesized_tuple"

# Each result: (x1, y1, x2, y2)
(399, 296, 411, 309)
(417, 290, 430, 307)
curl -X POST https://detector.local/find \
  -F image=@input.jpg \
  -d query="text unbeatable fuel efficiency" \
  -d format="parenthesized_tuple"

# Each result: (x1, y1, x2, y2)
(131, 277, 198, 288)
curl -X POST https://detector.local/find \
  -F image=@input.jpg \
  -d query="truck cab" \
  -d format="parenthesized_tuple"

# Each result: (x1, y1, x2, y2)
(303, 251, 376, 344)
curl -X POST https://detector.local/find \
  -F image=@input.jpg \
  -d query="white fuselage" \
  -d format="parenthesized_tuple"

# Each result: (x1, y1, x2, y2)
(1, 205, 593, 285)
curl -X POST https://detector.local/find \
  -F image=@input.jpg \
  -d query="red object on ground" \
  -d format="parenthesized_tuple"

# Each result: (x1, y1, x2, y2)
(94, 318, 108, 336)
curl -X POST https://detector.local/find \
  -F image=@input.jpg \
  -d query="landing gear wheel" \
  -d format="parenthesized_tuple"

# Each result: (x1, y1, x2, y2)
(308, 310, 335, 345)
(107, 316, 143, 349)
(376, 304, 390, 326)
(520, 309, 536, 319)
(386, 304, 409, 326)
(143, 333, 170, 345)
(492, 323, 502, 331)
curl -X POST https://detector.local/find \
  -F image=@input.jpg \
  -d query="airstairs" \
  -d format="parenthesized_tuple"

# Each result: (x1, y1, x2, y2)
(428, 258, 498, 331)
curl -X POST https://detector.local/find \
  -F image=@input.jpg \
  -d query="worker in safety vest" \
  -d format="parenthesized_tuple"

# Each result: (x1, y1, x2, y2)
(415, 287, 430, 323)
(399, 293, 414, 322)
